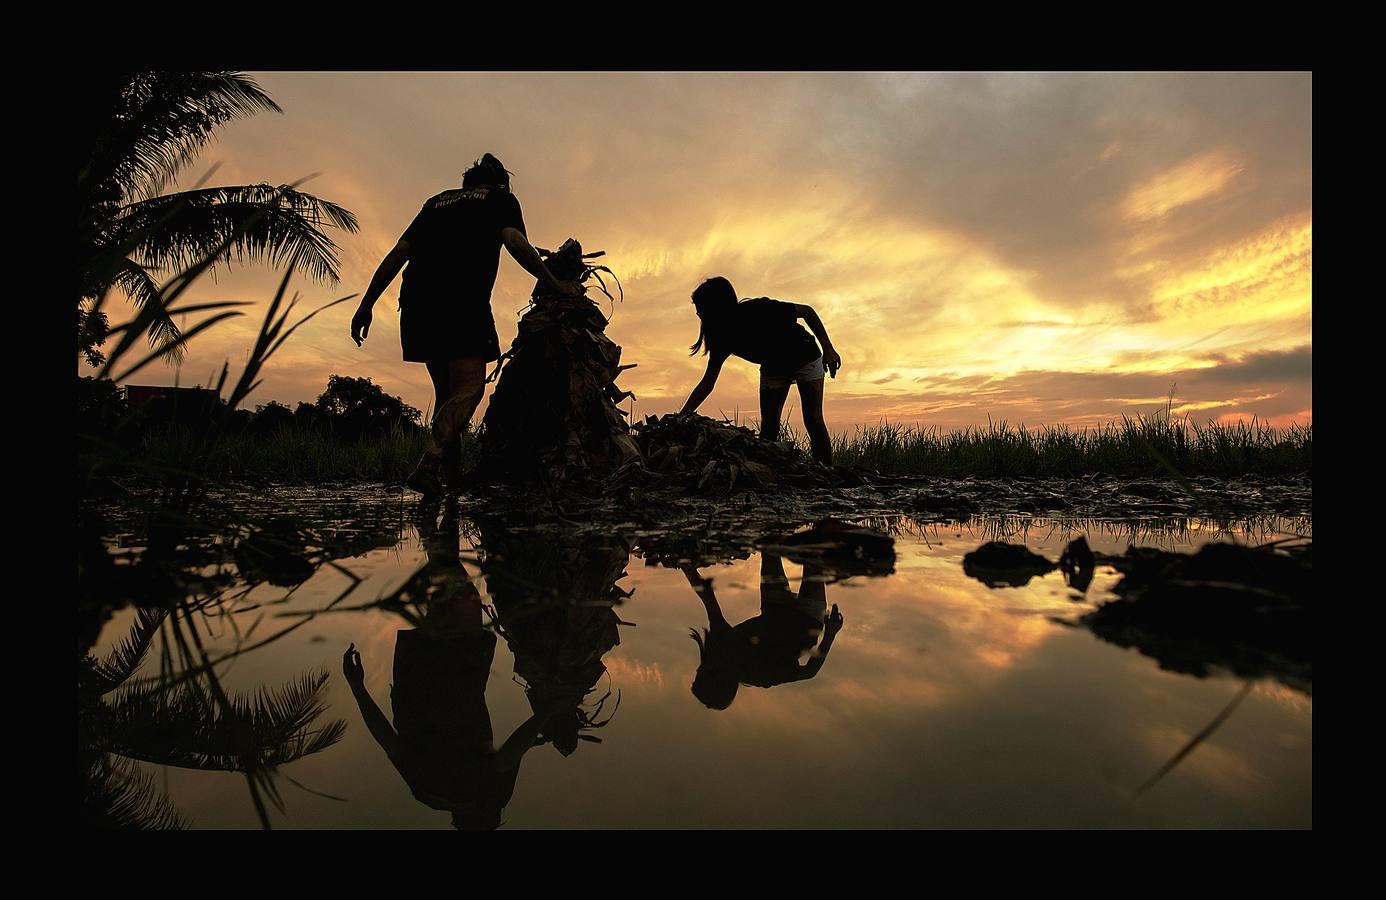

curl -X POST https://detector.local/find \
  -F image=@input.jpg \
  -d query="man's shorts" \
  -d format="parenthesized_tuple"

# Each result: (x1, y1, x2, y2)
(400, 300, 501, 364)
(760, 355, 826, 391)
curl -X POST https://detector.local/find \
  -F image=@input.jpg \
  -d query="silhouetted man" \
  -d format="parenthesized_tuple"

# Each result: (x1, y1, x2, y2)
(350, 153, 578, 495)
(341, 503, 554, 829)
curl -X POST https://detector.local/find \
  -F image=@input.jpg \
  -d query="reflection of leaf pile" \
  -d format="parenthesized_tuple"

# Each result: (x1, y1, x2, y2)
(754, 518, 896, 581)
(479, 524, 631, 755)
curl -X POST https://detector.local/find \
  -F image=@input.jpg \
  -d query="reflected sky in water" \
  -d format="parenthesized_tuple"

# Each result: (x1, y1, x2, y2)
(91, 494, 1311, 828)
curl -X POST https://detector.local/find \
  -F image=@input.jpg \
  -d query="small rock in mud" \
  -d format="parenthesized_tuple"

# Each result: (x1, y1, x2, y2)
(1056, 536, 1096, 593)
(962, 541, 1059, 588)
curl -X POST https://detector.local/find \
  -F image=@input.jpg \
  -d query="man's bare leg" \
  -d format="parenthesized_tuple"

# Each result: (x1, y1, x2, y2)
(411, 357, 487, 494)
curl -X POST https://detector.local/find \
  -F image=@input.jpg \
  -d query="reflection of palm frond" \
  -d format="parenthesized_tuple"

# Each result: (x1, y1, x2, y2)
(96, 669, 346, 771)
(81, 754, 187, 830)
(82, 608, 169, 696)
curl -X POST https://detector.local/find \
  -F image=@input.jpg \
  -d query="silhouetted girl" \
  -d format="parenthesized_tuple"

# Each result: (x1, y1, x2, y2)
(678, 276, 842, 465)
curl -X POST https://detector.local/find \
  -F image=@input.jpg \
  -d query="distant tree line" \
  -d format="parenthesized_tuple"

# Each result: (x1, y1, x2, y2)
(78, 374, 424, 443)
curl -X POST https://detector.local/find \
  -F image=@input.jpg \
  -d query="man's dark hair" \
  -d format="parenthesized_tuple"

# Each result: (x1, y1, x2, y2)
(462, 153, 511, 190)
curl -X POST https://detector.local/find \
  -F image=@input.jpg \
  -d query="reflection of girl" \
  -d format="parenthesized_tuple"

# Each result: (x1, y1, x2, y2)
(678, 276, 842, 465)
(683, 554, 844, 710)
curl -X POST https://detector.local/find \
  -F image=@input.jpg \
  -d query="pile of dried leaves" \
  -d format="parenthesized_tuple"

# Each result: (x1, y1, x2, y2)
(477, 240, 639, 484)
(630, 413, 853, 494)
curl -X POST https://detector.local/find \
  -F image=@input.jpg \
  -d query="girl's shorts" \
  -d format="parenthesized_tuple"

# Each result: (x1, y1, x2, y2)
(760, 355, 825, 391)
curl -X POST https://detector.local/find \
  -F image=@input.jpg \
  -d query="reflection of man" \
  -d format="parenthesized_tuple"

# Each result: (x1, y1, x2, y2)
(341, 506, 554, 829)
(683, 554, 844, 710)
(349, 152, 580, 496)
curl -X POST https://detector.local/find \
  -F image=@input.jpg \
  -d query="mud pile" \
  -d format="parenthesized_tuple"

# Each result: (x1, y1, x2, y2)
(1081, 540, 1312, 693)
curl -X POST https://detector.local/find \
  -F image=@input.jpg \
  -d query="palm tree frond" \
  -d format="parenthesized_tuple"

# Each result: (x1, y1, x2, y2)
(81, 72, 281, 209)
(118, 185, 361, 284)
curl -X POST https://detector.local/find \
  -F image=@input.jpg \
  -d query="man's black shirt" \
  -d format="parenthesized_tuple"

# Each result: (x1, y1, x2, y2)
(399, 185, 527, 310)
(396, 185, 527, 362)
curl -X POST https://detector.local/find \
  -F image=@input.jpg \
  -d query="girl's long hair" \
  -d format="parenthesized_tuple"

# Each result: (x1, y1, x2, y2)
(689, 276, 739, 356)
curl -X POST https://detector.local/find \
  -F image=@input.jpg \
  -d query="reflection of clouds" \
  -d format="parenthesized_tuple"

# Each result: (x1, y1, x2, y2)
(786, 551, 1068, 706)
(1253, 682, 1313, 715)
(602, 656, 667, 691)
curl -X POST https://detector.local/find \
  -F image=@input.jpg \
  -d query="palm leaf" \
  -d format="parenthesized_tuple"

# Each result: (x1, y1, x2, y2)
(95, 668, 347, 772)
(81, 754, 188, 830)
(81, 608, 168, 697)
(117, 184, 360, 284)
(81, 72, 281, 209)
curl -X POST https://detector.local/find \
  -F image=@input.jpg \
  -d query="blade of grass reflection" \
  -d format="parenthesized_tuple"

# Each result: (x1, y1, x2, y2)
(1134, 681, 1255, 799)
(125, 566, 373, 692)
(281, 772, 348, 803)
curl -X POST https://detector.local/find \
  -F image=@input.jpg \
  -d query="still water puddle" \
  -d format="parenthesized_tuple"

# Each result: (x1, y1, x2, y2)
(88, 490, 1311, 828)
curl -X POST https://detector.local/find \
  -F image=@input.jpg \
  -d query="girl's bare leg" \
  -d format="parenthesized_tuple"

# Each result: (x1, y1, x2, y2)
(759, 382, 791, 443)
(797, 378, 832, 466)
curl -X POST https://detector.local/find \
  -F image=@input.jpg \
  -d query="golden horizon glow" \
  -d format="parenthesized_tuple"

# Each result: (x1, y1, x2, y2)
(85, 72, 1312, 432)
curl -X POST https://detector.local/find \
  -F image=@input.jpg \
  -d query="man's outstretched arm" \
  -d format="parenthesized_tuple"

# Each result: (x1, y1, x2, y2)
(351, 240, 411, 346)
(342, 644, 400, 757)
(501, 227, 579, 297)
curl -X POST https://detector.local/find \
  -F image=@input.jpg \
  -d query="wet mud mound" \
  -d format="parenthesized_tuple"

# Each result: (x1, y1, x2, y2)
(1081, 540, 1312, 694)
(963, 541, 1060, 588)
(754, 518, 896, 579)
(958, 535, 1311, 692)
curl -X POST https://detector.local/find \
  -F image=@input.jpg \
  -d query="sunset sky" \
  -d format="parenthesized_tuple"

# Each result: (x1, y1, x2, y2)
(88, 71, 1312, 432)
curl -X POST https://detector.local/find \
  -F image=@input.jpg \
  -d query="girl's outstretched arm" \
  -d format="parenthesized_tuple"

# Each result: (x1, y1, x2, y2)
(679, 351, 729, 415)
(793, 304, 842, 377)
(795, 604, 844, 681)
(682, 565, 732, 631)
